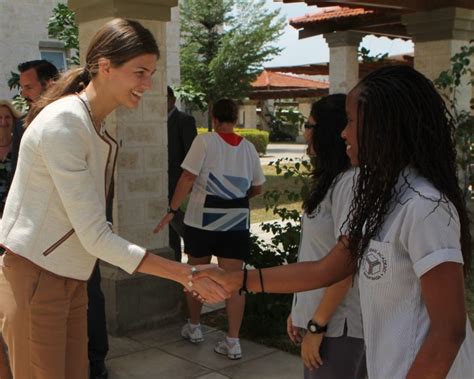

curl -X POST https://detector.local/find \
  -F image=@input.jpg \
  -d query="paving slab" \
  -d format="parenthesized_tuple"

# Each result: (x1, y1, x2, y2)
(160, 330, 275, 371)
(196, 373, 230, 379)
(107, 348, 211, 379)
(128, 322, 217, 349)
(219, 350, 303, 379)
(107, 335, 148, 359)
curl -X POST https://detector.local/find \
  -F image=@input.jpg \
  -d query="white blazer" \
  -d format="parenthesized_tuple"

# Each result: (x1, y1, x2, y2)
(0, 95, 146, 280)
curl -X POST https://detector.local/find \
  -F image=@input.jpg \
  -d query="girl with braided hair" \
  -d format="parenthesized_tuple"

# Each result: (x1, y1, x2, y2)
(195, 65, 474, 378)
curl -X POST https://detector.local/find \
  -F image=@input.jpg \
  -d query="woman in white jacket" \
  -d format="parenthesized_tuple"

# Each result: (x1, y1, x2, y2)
(0, 18, 227, 379)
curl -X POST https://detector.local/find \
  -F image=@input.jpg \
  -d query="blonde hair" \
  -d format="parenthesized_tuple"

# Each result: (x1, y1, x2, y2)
(0, 100, 23, 121)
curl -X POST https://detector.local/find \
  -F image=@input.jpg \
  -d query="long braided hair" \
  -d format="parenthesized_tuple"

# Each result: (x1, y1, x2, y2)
(346, 65, 471, 275)
(304, 94, 350, 214)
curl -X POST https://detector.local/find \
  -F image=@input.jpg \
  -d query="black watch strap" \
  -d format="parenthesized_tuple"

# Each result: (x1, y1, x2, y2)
(167, 206, 178, 214)
(307, 320, 328, 334)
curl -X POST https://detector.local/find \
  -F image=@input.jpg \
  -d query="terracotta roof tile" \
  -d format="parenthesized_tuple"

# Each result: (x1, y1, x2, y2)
(291, 6, 373, 25)
(252, 70, 328, 89)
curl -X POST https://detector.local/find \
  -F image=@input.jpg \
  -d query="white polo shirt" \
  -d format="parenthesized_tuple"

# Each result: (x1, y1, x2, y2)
(359, 167, 474, 378)
(182, 132, 265, 231)
(291, 168, 363, 339)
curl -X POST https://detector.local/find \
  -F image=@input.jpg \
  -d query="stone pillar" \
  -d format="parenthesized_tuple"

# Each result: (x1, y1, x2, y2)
(323, 31, 363, 94)
(166, 5, 181, 87)
(240, 100, 258, 129)
(297, 100, 312, 119)
(403, 7, 474, 114)
(68, 0, 182, 336)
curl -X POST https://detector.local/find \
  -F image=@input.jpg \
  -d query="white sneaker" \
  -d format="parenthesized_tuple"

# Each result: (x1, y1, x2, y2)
(181, 323, 204, 344)
(214, 339, 242, 360)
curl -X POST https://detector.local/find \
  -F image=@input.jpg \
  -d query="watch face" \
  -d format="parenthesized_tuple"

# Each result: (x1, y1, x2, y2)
(309, 324, 317, 333)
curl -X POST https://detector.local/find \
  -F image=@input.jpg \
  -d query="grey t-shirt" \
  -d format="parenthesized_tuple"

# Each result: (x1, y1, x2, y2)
(359, 167, 474, 378)
(291, 168, 363, 339)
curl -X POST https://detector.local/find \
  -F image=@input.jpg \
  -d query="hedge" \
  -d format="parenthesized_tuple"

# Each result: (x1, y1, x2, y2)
(197, 128, 269, 155)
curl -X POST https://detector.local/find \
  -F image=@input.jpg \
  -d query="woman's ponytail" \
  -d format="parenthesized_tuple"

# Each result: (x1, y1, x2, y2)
(25, 67, 91, 126)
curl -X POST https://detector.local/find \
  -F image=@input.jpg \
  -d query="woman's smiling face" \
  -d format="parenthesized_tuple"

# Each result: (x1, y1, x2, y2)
(106, 53, 157, 109)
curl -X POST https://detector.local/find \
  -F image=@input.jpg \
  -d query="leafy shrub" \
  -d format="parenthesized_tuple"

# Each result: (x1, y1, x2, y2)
(268, 108, 305, 142)
(433, 39, 474, 198)
(197, 128, 269, 155)
(244, 158, 311, 336)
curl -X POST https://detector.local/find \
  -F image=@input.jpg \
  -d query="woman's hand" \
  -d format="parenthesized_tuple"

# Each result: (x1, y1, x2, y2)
(153, 212, 174, 233)
(301, 331, 324, 371)
(286, 314, 303, 344)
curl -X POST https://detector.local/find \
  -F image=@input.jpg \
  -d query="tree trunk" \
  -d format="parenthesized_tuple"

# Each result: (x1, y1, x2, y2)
(207, 102, 212, 131)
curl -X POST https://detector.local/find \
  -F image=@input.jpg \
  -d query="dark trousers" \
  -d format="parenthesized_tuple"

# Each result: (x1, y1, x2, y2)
(169, 227, 182, 262)
(169, 209, 185, 262)
(87, 264, 109, 364)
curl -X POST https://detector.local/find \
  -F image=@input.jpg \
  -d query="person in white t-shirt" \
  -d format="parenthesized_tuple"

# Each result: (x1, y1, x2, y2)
(287, 95, 365, 379)
(195, 65, 474, 378)
(155, 98, 265, 360)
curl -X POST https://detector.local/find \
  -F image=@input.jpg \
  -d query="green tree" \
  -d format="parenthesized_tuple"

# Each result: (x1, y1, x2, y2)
(48, 3, 80, 66)
(180, 0, 285, 129)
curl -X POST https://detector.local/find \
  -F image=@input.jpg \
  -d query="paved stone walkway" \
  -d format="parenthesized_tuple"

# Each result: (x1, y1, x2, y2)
(106, 321, 302, 378)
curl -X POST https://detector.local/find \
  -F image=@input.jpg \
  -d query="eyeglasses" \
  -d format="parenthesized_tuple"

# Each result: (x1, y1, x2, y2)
(304, 123, 316, 129)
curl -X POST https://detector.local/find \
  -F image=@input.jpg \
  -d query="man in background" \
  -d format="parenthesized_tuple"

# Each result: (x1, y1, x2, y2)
(13, 60, 59, 177)
(167, 86, 197, 262)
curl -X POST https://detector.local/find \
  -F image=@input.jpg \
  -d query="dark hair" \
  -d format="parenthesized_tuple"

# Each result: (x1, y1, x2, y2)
(303, 94, 349, 214)
(27, 18, 159, 125)
(212, 98, 238, 124)
(167, 86, 175, 99)
(345, 65, 471, 275)
(18, 60, 59, 86)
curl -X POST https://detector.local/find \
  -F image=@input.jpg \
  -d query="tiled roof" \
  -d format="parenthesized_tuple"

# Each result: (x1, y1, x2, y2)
(252, 70, 328, 89)
(291, 6, 373, 26)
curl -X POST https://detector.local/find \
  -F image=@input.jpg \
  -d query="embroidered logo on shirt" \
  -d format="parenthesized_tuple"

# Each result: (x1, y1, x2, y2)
(363, 248, 388, 280)
(307, 204, 322, 219)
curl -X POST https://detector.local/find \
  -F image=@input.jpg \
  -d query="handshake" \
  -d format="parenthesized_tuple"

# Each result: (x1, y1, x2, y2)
(182, 264, 244, 304)
(152, 210, 266, 304)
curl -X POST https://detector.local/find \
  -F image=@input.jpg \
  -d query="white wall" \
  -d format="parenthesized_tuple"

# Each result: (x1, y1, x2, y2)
(0, 0, 63, 99)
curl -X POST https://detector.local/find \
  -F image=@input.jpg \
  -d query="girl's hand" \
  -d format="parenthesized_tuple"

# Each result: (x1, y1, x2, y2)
(193, 265, 242, 293)
(286, 315, 303, 344)
(301, 331, 324, 371)
(153, 212, 174, 233)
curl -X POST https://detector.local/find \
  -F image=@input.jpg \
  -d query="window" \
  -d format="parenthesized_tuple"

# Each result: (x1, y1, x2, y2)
(39, 41, 66, 71)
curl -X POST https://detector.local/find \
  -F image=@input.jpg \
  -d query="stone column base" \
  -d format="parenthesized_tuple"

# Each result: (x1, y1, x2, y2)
(100, 248, 185, 336)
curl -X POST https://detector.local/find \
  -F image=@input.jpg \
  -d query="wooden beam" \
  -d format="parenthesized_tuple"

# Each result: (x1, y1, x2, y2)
(352, 24, 409, 39)
(250, 88, 328, 100)
(266, 64, 330, 75)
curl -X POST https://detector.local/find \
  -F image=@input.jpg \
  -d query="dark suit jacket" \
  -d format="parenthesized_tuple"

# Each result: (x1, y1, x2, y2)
(11, 118, 24, 184)
(167, 107, 197, 199)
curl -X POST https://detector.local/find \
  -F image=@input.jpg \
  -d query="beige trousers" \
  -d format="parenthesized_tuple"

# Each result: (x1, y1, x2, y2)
(0, 252, 88, 379)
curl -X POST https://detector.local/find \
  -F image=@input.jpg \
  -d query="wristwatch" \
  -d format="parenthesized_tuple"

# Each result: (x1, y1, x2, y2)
(307, 320, 328, 334)
(167, 206, 178, 215)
